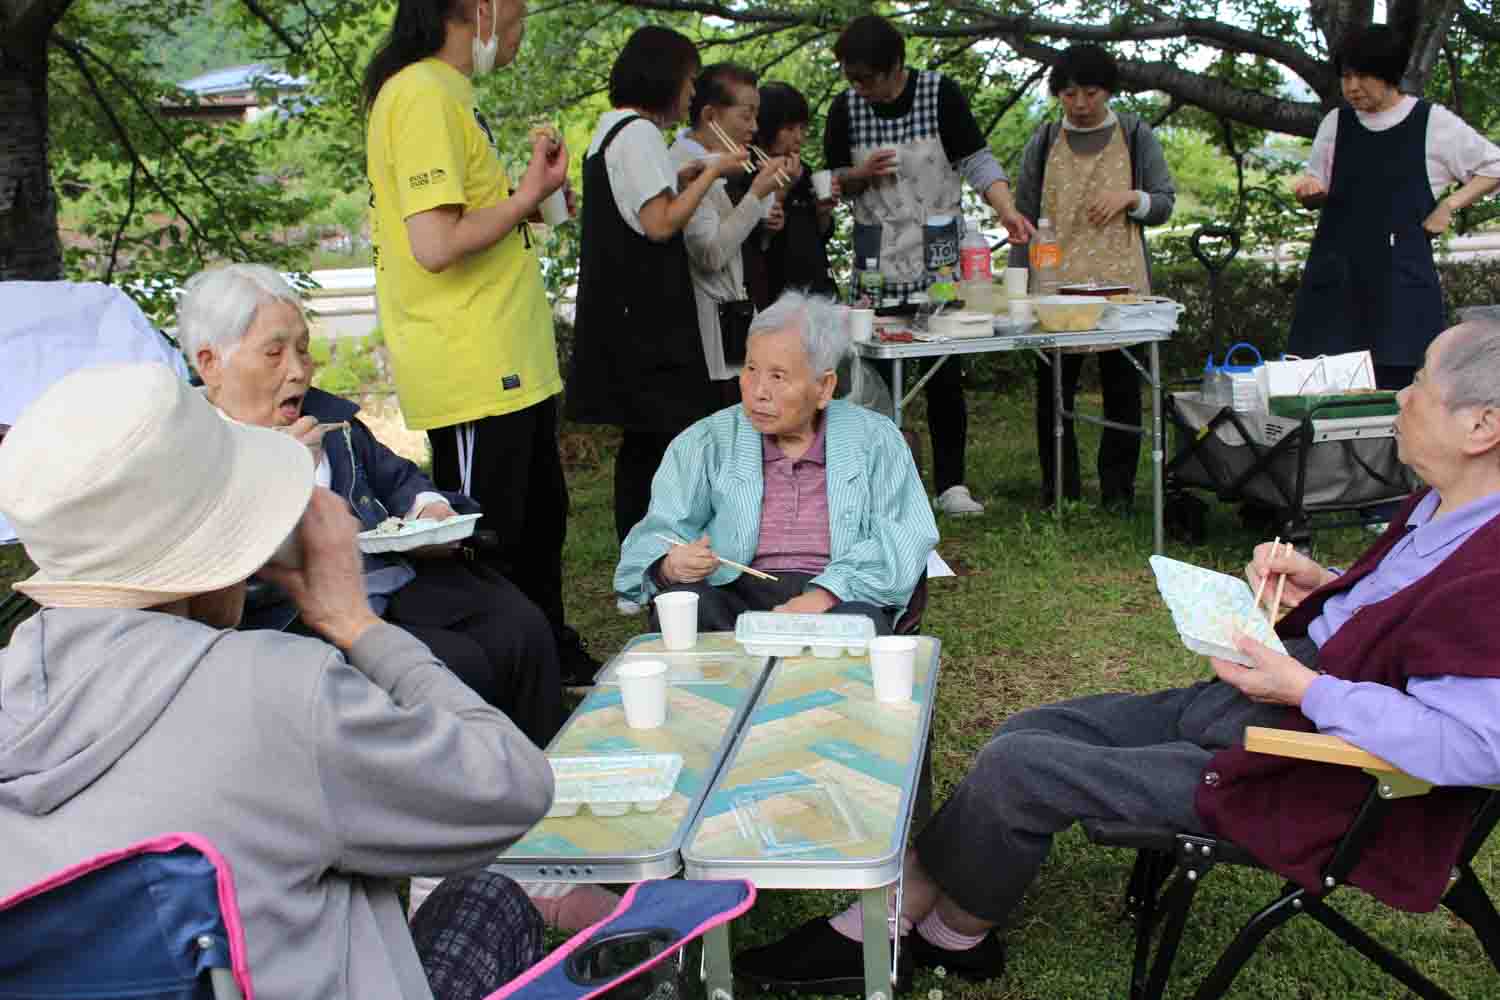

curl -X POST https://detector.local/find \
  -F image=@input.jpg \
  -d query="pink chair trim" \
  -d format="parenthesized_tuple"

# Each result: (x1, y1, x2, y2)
(0, 832, 255, 999)
(485, 879, 757, 1000)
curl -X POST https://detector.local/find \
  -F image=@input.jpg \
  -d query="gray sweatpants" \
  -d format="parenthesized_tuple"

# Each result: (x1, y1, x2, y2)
(915, 679, 1287, 925)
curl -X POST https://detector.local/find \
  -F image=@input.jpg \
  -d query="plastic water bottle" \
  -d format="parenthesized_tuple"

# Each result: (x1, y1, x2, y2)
(858, 258, 884, 308)
(959, 220, 992, 283)
(1029, 216, 1062, 294)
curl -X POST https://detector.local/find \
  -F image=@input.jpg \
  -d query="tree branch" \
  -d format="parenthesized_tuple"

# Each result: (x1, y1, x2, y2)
(105, 160, 140, 284)
(298, 0, 356, 85)
(3, 0, 73, 45)
(235, 0, 304, 56)
(983, 63, 1046, 139)
(50, 34, 214, 262)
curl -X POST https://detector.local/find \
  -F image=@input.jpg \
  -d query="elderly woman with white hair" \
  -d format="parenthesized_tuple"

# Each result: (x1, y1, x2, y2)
(177, 264, 561, 746)
(616, 291, 938, 632)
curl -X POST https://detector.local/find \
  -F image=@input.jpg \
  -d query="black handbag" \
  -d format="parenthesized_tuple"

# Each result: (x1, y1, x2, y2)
(717, 298, 755, 366)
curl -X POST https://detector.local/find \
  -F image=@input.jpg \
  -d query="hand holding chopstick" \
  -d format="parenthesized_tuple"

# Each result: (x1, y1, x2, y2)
(707, 121, 789, 188)
(655, 532, 779, 582)
(1248, 536, 1282, 629)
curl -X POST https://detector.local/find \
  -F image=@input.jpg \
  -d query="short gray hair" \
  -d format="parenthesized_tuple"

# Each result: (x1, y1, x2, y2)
(177, 264, 303, 367)
(1433, 320, 1500, 412)
(748, 290, 850, 375)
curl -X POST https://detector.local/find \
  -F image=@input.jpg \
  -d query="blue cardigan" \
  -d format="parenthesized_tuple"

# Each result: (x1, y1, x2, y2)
(615, 400, 938, 611)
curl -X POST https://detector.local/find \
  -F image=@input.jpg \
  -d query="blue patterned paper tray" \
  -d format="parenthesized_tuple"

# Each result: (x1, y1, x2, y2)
(1149, 556, 1286, 667)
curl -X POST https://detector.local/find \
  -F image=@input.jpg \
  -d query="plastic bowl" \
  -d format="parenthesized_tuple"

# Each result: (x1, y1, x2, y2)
(1032, 295, 1107, 332)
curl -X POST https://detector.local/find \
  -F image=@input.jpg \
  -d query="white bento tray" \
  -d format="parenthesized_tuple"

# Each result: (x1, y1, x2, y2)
(1149, 555, 1287, 666)
(356, 513, 482, 554)
(734, 611, 877, 658)
(545, 752, 685, 818)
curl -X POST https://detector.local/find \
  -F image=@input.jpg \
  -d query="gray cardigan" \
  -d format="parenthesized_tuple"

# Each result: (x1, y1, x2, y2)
(1006, 110, 1176, 274)
(0, 611, 553, 999)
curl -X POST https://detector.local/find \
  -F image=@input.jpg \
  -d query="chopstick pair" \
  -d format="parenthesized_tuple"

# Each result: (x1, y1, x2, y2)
(706, 121, 789, 188)
(1248, 536, 1290, 629)
(654, 532, 779, 582)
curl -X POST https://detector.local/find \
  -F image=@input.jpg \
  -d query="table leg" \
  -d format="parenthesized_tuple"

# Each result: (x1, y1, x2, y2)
(861, 887, 894, 1000)
(1052, 346, 1064, 518)
(1150, 341, 1164, 555)
(702, 922, 734, 1000)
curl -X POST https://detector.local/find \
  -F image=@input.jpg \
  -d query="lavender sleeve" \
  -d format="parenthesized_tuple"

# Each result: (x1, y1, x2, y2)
(1301, 673, 1500, 786)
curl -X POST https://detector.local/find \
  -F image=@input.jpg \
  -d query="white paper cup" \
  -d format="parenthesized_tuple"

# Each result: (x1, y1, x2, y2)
(654, 591, 699, 651)
(812, 169, 833, 199)
(1009, 298, 1035, 328)
(616, 660, 668, 728)
(868, 636, 917, 703)
(1004, 267, 1029, 298)
(540, 188, 569, 226)
(848, 308, 875, 343)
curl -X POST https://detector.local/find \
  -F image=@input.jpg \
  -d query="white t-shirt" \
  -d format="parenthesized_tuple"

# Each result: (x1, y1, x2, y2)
(1307, 97, 1500, 199)
(587, 110, 678, 237)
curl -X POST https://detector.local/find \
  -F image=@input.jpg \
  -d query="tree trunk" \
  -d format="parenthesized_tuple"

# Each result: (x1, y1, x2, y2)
(0, 0, 70, 282)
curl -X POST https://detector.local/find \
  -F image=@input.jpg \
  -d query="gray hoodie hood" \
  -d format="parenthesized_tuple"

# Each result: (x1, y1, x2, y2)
(0, 608, 229, 815)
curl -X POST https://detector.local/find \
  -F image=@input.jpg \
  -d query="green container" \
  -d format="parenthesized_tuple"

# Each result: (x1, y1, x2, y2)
(1268, 391, 1399, 420)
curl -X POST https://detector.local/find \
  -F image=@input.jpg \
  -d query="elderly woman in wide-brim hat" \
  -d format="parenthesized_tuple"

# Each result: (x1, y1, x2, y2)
(0, 363, 554, 999)
(178, 263, 561, 746)
(615, 290, 937, 632)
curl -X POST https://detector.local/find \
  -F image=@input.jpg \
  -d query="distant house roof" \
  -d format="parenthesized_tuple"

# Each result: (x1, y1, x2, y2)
(178, 63, 307, 98)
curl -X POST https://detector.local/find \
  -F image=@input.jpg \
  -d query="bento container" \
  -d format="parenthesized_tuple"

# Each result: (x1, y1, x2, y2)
(356, 513, 483, 554)
(730, 778, 867, 856)
(734, 612, 877, 658)
(544, 752, 684, 818)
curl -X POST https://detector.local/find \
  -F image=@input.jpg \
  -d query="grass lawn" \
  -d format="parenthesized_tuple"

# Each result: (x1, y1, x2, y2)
(3, 383, 1495, 998)
(557, 386, 1497, 1000)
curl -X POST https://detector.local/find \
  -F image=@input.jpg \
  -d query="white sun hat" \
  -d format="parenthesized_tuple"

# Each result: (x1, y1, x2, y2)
(0, 363, 315, 608)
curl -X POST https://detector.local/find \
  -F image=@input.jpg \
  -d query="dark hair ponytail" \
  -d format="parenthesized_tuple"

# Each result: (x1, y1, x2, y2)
(362, 0, 464, 113)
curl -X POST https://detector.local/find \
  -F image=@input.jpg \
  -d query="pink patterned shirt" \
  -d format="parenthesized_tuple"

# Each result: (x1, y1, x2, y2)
(751, 416, 832, 575)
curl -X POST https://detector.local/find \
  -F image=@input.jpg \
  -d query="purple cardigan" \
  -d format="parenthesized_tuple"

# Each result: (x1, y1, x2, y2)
(1195, 488, 1500, 912)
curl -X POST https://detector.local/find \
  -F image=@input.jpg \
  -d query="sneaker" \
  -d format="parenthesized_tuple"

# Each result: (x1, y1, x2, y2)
(907, 930, 1007, 982)
(935, 485, 985, 517)
(616, 596, 643, 616)
(734, 917, 912, 996)
(555, 627, 602, 687)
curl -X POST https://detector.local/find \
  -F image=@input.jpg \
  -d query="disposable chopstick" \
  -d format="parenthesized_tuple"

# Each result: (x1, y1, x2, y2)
(654, 532, 779, 582)
(748, 143, 792, 186)
(706, 121, 756, 176)
(1247, 537, 1283, 632)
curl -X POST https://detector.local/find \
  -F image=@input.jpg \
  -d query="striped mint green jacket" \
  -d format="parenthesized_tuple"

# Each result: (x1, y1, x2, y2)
(615, 399, 939, 611)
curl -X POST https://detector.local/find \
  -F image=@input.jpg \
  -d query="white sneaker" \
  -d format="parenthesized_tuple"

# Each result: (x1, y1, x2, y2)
(935, 484, 985, 516)
(616, 596, 643, 616)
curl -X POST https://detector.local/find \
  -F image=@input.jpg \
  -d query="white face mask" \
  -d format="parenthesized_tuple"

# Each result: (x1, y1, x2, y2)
(472, 2, 500, 75)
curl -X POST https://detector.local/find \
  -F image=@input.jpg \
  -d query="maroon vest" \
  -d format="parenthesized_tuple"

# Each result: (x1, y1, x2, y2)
(1195, 489, 1500, 911)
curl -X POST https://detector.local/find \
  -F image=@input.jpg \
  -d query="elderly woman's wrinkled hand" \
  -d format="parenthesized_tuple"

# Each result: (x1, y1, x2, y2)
(1244, 541, 1331, 613)
(663, 535, 718, 584)
(279, 415, 334, 463)
(258, 488, 382, 651)
(1210, 632, 1318, 707)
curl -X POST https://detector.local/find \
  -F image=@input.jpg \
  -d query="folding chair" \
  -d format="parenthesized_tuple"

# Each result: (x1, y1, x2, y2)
(0, 834, 251, 999)
(1085, 726, 1500, 1000)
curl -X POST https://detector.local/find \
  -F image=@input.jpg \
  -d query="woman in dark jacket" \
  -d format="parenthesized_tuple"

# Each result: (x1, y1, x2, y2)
(732, 82, 839, 308)
(179, 264, 562, 746)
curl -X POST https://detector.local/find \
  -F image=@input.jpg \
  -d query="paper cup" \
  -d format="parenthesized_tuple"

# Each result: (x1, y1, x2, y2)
(1004, 267, 1029, 298)
(868, 636, 917, 703)
(540, 188, 569, 226)
(655, 591, 699, 651)
(848, 308, 875, 343)
(812, 169, 833, 199)
(617, 660, 668, 729)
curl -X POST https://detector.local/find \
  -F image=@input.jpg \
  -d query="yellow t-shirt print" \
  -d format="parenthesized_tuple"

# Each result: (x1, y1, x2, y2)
(366, 58, 560, 430)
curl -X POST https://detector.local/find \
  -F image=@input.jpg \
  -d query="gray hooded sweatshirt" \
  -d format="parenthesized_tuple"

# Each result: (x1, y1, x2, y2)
(0, 610, 553, 999)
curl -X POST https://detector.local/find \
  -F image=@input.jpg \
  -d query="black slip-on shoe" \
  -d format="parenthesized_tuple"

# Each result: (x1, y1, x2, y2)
(556, 631, 602, 687)
(905, 930, 1007, 982)
(733, 917, 912, 996)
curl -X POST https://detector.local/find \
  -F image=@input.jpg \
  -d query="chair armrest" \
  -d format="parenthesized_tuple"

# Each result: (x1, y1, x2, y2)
(1244, 726, 1395, 772)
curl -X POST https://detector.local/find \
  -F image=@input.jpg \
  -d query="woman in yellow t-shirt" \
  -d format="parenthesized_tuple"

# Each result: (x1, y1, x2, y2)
(363, 0, 601, 684)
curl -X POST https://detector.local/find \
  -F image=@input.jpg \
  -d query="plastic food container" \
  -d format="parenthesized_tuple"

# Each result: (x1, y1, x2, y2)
(734, 612, 877, 658)
(357, 513, 483, 554)
(730, 778, 866, 856)
(1031, 295, 1107, 332)
(544, 753, 684, 818)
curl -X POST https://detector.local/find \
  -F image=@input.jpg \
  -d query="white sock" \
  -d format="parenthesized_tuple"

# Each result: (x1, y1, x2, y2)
(916, 909, 987, 952)
(408, 875, 443, 921)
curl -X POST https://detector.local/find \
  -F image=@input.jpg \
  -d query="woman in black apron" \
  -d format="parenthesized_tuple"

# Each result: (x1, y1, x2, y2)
(567, 27, 750, 543)
(1288, 24, 1500, 389)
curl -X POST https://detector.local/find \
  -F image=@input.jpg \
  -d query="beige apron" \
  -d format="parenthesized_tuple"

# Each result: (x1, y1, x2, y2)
(1041, 124, 1151, 293)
